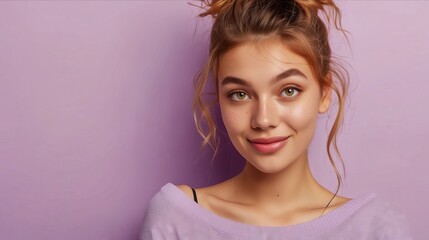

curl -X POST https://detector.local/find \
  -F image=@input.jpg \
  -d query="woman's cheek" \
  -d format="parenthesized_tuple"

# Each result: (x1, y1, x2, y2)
(281, 100, 319, 132)
(221, 106, 247, 134)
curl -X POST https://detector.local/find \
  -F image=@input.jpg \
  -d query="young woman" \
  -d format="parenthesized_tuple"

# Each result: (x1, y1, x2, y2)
(141, 0, 412, 239)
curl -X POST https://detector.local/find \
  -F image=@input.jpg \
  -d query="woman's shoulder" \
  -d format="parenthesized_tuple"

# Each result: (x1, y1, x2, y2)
(142, 183, 195, 224)
(337, 194, 413, 239)
(354, 195, 409, 223)
(140, 183, 202, 239)
(176, 184, 195, 201)
(176, 180, 233, 203)
(142, 184, 177, 218)
(144, 183, 191, 211)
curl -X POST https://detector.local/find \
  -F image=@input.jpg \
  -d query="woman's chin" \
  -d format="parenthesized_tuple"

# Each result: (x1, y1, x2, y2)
(246, 159, 295, 175)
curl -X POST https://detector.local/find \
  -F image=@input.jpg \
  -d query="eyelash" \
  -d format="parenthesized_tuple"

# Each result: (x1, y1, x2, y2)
(228, 91, 250, 101)
(227, 85, 303, 102)
(280, 85, 302, 98)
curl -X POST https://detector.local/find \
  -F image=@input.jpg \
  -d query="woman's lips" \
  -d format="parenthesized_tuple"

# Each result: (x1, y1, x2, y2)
(248, 136, 289, 154)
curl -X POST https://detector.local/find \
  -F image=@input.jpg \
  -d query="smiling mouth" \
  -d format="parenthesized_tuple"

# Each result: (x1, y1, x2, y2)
(248, 136, 290, 154)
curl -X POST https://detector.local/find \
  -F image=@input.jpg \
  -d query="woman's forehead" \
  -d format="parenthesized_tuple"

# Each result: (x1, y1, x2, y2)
(218, 40, 312, 82)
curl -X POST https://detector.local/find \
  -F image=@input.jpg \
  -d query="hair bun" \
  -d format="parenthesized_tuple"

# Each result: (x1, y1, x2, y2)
(295, 0, 344, 32)
(198, 0, 233, 18)
(295, 0, 331, 11)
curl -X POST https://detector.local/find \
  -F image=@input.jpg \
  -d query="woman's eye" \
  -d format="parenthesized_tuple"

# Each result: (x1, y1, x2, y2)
(229, 91, 249, 101)
(281, 87, 301, 98)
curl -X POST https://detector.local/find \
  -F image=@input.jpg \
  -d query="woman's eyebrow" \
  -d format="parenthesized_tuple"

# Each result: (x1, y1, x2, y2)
(275, 68, 307, 82)
(221, 68, 307, 86)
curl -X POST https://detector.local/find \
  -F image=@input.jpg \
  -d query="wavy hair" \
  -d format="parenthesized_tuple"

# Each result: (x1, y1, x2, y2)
(193, 0, 350, 209)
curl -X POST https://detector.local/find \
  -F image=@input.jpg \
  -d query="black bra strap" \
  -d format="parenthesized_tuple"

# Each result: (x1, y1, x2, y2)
(191, 187, 198, 204)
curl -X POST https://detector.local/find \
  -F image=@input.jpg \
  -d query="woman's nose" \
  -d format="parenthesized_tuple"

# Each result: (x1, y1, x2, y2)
(251, 97, 279, 131)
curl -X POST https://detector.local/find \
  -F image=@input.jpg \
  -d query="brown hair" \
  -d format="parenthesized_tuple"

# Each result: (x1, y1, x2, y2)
(193, 0, 349, 205)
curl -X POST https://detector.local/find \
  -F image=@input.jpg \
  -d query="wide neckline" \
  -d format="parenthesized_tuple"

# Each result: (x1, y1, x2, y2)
(161, 183, 376, 238)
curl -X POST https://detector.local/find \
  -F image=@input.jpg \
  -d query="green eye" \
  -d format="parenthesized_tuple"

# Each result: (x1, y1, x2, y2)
(230, 91, 249, 101)
(281, 87, 300, 97)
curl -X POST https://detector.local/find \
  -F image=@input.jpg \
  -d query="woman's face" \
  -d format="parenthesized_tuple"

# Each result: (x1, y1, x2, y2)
(217, 39, 331, 173)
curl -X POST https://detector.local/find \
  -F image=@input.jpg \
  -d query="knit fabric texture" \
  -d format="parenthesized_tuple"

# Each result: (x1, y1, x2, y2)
(140, 183, 412, 240)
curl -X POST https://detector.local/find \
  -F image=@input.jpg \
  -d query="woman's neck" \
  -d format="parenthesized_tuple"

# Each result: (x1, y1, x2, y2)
(232, 154, 326, 208)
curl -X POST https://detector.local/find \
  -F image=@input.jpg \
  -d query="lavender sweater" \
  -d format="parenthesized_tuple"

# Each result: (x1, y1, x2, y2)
(140, 183, 412, 239)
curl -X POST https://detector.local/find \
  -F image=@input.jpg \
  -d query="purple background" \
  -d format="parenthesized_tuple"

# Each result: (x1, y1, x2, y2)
(0, 1, 427, 239)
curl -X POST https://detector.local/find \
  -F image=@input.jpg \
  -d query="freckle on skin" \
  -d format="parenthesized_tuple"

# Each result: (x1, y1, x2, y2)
(277, 194, 280, 197)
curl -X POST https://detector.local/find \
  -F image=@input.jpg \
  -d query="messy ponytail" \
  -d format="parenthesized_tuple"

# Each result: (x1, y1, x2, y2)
(193, 0, 350, 211)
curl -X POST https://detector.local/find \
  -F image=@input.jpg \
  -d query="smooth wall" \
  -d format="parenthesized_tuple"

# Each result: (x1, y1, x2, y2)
(0, 1, 427, 239)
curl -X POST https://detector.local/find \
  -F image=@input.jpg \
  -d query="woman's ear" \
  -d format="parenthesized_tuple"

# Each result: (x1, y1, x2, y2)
(319, 85, 332, 113)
